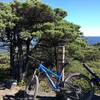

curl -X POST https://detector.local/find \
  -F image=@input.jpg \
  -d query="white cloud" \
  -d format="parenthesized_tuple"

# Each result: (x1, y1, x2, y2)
(80, 27, 100, 36)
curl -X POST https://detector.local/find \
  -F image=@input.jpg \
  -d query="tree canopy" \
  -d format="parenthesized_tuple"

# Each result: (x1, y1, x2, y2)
(1, 0, 99, 80)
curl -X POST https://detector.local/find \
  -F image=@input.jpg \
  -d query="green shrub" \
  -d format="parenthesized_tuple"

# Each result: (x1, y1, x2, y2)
(65, 60, 89, 76)
(0, 53, 10, 81)
(0, 54, 10, 64)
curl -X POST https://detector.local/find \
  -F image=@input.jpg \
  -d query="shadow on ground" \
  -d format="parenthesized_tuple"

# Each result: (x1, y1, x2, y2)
(3, 90, 57, 100)
(3, 95, 100, 100)
(2, 90, 100, 100)
(3, 95, 57, 100)
(92, 94, 100, 100)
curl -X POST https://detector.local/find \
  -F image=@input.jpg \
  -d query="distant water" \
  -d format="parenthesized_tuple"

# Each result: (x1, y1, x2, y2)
(0, 47, 8, 53)
(86, 36, 100, 44)
(0, 49, 8, 53)
(0, 37, 100, 53)
(0, 42, 8, 53)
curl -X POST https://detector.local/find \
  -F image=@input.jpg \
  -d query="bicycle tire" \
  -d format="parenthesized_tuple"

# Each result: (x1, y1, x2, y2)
(25, 75, 39, 99)
(63, 73, 94, 100)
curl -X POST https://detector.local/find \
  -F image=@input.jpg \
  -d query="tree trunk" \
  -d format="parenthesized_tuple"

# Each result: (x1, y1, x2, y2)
(21, 38, 31, 81)
(10, 42, 16, 79)
(17, 41, 23, 81)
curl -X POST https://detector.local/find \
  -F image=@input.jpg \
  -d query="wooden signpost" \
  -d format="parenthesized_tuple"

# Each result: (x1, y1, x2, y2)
(56, 46, 65, 81)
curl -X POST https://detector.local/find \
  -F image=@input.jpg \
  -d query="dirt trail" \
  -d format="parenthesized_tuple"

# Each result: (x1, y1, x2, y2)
(0, 86, 22, 100)
(0, 86, 56, 100)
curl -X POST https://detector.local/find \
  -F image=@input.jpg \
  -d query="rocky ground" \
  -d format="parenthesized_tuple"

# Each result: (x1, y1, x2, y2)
(0, 86, 56, 100)
(0, 86, 23, 100)
(0, 80, 100, 100)
(0, 86, 100, 100)
(0, 82, 56, 100)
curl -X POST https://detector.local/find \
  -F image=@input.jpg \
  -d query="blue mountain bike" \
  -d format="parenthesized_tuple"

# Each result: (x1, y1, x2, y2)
(25, 56, 96, 100)
(25, 55, 66, 99)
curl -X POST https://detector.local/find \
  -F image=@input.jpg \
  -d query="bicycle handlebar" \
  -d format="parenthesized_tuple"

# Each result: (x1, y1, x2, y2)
(28, 55, 41, 63)
(28, 55, 69, 69)
(28, 55, 35, 60)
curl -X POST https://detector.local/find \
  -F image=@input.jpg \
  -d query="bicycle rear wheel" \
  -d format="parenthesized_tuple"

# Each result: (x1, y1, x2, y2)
(25, 75, 39, 99)
(63, 73, 94, 100)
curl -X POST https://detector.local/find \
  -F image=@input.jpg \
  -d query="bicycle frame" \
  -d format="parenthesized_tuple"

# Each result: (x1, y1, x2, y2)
(83, 63, 100, 86)
(36, 64, 62, 91)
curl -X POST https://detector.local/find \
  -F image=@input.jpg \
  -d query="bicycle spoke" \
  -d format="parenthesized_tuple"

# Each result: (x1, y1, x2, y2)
(63, 73, 94, 100)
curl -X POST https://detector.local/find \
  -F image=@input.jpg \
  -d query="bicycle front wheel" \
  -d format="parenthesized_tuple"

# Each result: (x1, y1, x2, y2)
(25, 75, 39, 99)
(63, 73, 94, 100)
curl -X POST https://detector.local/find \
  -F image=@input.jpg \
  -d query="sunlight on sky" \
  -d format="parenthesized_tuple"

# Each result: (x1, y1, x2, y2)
(43, 0, 100, 36)
(0, 0, 12, 2)
(81, 27, 100, 36)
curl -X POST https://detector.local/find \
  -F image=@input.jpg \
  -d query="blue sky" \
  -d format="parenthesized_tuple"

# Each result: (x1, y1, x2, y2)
(1, 0, 100, 36)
